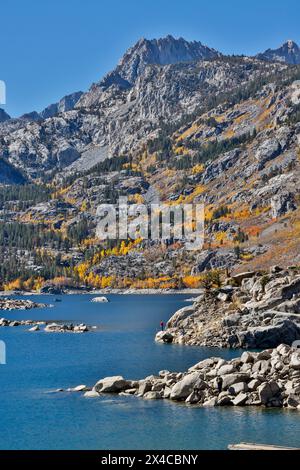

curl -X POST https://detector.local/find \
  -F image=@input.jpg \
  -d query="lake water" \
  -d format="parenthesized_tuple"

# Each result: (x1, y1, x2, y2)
(0, 294, 300, 450)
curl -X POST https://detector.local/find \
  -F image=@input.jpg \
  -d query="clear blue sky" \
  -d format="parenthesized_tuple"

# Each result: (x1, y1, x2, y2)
(1, 0, 300, 117)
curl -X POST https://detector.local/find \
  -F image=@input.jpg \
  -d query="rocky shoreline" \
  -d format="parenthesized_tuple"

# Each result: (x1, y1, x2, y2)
(0, 288, 201, 296)
(0, 298, 47, 311)
(0, 318, 93, 333)
(62, 344, 300, 409)
(155, 267, 300, 349)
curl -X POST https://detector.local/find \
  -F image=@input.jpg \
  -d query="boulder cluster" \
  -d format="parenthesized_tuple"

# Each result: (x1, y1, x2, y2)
(76, 344, 300, 409)
(0, 298, 46, 311)
(0, 318, 45, 328)
(156, 267, 300, 349)
(44, 322, 90, 333)
(0, 318, 91, 333)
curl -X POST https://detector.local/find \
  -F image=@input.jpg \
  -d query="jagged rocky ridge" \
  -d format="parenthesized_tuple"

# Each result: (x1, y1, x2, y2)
(257, 40, 300, 65)
(86, 35, 221, 92)
(0, 36, 292, 180)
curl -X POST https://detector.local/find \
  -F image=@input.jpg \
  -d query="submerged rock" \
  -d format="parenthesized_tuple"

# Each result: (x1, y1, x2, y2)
(29, 325, 40, 332)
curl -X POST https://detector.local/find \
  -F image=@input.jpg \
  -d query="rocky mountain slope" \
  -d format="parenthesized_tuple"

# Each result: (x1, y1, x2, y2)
(1, 36, 300, 289)
(1, 57, 283, 180)
(0, 36, 293, 181)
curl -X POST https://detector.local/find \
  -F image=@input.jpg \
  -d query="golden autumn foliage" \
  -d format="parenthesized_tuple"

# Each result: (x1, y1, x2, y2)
(74, 240, 143, 286)
(215, 231, 227, 244)
(232, 206, 251, 220)
(192, 164, 204, 175)
(3, 278, 24, 291)
(84, 272, 115, 289)
(130, 276, 177, 289)
(176, 123, 199, 141)
(3, 276, 45, 292)
(182, 275, 203, 288)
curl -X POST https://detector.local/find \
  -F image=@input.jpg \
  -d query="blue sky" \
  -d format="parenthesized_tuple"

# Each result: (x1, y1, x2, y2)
(1, 0, 300, 117)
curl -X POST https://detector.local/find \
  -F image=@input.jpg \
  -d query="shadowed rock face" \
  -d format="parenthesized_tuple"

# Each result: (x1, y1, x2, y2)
(257, 40, 300, 65)
(0, 108, 10, 123)
(40, 91, 83, 119)
(0, 158, 26, 184)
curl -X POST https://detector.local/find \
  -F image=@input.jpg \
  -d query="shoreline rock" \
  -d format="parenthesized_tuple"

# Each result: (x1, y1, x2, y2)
(155, 267, 300, 349)
(73, 344, 300, 409)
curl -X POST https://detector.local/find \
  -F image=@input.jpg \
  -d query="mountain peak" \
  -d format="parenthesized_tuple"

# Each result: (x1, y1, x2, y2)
(257, 40, 300, 64)
(100, 35, 221, 87)
(285, 39, 297, 48)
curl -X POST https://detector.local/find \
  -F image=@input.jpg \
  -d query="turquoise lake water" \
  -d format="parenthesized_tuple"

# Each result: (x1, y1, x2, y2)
(0, 294, 300, 450)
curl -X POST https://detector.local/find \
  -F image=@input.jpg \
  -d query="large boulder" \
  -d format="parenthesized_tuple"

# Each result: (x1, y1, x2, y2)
(189, 357, 219, 371)
(280, 278, 300, 300)
(228, 382, 248, 395)
(255, 138, 281, 165)
(232, 393, 248, 406)
(271, 192, 296, 219)
(170, 373, 205, 401)
(290, 352, 300, 370)
(252, 360, 270, 375)
(257, 381, 281, 405)
(240, 320, 300, 349)
(231, 271, 256, 286)
(286, 394, 300, 408)
(138, 381, 152, 395)
(217, 364, 237, 375)
(155, 331, 174, 343)
(143, 391, 162, 400)
(221, 373, 250, 390)
(166, 306, 195, 329)
(94, 376, 131, 393)
(241, 352, 255, 364)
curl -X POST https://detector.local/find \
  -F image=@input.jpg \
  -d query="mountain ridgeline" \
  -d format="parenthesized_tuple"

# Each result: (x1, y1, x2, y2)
(1, 35, 300, 288)
(1, 36, 300, 182)
(257, 40, 300, 65)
